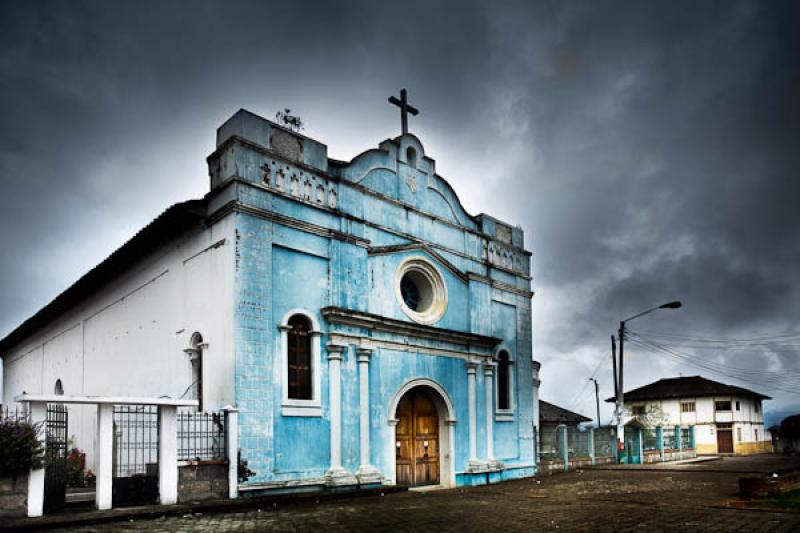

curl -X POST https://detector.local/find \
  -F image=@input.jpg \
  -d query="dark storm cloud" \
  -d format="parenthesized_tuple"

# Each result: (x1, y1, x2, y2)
(0, 1, 797, 419)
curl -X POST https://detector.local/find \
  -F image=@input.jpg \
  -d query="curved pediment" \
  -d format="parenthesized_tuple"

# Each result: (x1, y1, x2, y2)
(334, 134, 477, 231)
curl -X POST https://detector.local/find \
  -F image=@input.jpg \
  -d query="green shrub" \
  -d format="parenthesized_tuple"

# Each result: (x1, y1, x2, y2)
(0, 418, 45, 478)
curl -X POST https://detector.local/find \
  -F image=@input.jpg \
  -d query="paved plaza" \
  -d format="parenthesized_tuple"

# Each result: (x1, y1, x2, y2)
(50, 456, 800, 532)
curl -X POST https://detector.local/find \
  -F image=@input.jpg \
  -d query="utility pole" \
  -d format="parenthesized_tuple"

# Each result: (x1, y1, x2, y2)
(589, 378, 601, 427)
(613, 301, 682, 465)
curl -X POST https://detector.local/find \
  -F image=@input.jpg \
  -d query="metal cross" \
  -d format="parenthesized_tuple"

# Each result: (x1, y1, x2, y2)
(388, 88, 419, 135)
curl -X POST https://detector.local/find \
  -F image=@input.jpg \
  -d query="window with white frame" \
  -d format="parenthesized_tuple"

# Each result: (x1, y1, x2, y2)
(280, 310, 322, 416)
(681, 401, 695, 413)
(495, 349, 515, 418)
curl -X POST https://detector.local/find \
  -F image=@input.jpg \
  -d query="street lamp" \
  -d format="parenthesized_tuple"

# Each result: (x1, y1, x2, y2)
(614, 300, 682, 463)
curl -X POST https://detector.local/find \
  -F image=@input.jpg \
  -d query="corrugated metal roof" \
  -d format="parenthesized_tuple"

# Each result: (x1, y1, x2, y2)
(0, 199, 207, 354)
(605, 375, 771, 402)
(539, 400, 592, 424)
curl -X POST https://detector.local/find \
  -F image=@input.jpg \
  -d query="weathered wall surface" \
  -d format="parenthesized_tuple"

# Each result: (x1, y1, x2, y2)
(218, 110, 536, 488)
(177, 462, 229, 502)
(0, 474, 27, 517)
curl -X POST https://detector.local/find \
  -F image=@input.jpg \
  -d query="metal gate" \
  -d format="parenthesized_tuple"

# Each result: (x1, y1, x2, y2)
(44, 404, 68, 514)
(112, 405, 159, 507)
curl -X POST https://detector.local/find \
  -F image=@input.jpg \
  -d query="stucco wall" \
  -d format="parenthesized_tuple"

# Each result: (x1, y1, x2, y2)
(2, 214, 236, 470)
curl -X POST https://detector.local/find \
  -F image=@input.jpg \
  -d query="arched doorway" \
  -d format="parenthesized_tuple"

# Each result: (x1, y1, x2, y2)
(395, 388, 440, 486)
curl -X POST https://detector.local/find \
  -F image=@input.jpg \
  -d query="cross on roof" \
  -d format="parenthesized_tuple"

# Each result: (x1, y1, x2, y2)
(388, 88, 419, 135)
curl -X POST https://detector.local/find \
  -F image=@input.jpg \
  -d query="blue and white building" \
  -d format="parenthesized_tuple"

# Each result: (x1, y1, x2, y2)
(1, 102, 539, 490)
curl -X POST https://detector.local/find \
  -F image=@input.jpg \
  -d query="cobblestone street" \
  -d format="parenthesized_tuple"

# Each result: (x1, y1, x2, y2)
(54, 456, 800, 532)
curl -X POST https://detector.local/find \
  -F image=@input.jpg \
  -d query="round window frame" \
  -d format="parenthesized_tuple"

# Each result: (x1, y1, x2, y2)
(394, 257, 448, 325)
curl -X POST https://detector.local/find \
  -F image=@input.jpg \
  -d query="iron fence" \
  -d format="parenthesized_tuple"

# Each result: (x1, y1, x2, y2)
(643, 429, 659, 451)
(593, 426, 614, 457)
(569, 428, 592, 458)
(0, 405, 29, 421)
(178, 409, 226, 461)
(113, 405, 159, 478)
(662, 427, 677, 449)
(680, 427, 692, 448)
(540, 426, 561, 460)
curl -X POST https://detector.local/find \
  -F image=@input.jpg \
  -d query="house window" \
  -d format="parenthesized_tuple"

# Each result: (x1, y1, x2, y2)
(754, 402, 760, 413)
(632, 405, 646, 416)
(755, 428, 759, 442)
(54, 379, 64, 396)
(406, 146, 417, 167)
(681, 402, 695, 413)
(735, 401, 740, 411)
(715, 401, 731, 412)
(287, 315, 312, 400)
(497, 351, 511, 411)
(394, 257, 448, 325)
(737, 427, 742, 442)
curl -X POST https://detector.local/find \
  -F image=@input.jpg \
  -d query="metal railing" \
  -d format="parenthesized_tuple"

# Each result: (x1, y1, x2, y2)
(177, 409, 226, 461)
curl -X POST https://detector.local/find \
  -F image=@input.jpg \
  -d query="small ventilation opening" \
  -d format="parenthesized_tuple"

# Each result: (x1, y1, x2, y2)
(406, 146, 417, 167)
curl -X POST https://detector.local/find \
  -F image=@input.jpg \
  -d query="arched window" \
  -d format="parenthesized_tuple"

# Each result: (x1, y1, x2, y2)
(54, 379, 64, 396)
(497, 351, 511, 411)
(406, 146, 417, 167)
(287, 315, 312, 400)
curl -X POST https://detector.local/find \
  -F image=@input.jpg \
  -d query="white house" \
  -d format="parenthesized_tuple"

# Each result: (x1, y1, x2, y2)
(612, 376, 772, 455)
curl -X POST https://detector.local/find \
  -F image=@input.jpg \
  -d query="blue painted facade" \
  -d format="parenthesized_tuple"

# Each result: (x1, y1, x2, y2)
(207, 109, 536, 489)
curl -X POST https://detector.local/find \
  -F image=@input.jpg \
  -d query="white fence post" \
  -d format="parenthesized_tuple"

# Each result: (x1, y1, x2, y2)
(95, 403, 114, 510)
(223, 406, 239, 499)
(26, 402, 46, 517)
(158, 405, 178, 505)
(588, 428, 595, 465)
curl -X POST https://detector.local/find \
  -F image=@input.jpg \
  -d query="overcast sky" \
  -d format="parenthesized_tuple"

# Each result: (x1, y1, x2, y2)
(1, 0, 798, 424)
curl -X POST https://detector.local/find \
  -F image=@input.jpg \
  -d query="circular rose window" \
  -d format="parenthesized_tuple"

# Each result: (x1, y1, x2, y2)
(394, 257, 448, 325)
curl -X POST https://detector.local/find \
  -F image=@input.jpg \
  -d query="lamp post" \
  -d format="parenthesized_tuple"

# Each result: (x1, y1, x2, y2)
(589, 378, 601, 427)
(614, 301, 681, 463)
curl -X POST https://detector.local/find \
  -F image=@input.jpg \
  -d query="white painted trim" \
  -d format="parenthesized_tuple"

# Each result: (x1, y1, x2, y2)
(493, 345, 516, 418)
(279, 309, 322, 414)
(15, 394, 198, 407)
(386, 377, 457, 488)
(394, 256, 448, 326)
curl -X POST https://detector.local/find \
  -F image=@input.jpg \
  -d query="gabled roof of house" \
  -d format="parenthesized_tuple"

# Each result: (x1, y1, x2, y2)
(539, 400, 592, 424)
(0, 199, 207, 354)
(604, 375, 771, 402)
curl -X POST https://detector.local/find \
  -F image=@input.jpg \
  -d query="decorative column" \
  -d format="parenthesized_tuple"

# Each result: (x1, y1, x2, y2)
(484, 363, 503, 470)
(325, 344, 357, 486)
(657, 426, 665, 462)
(637, 428, 644, 465)
(466, 362, 483, 470)
(355, 348, 382, 485)
(532, 361, 542, 465)
(27, 402, 46, 517)
(95, 403, 114, 511)
(222, 406, 239, 499)
(158, 405, 179, 505)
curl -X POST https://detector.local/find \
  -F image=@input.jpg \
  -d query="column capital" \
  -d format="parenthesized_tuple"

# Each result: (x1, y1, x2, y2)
(467, 361, 479, 375)
(327, 343, 346, 361)
(278, 325, 293, 333)
(356, 347, 373, 363)
(483, 363, 495, 377)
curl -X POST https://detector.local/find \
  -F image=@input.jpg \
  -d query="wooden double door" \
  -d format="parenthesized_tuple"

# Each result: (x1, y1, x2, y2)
(717, 424, 734, 453)
(395, 388, 440, 487)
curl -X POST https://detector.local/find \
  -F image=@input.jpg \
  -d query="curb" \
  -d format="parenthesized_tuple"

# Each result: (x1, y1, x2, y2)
(1, 485, 407, 531)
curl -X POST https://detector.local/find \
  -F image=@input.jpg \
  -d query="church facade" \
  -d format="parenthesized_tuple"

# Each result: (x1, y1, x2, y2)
(1, 101, 538, 489)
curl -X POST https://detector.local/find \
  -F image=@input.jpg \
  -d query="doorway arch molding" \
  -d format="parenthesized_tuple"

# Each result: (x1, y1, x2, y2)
(386, 377, 457, 487)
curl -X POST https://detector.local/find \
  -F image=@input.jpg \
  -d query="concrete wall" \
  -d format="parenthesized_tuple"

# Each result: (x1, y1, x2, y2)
(2, 214, 236, 470)
(178, 462, 229, 502)
(0, 474, 27, 517)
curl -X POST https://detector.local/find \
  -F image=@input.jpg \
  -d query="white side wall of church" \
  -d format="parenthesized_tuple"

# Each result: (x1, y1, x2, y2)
(2, 213, 236, 470)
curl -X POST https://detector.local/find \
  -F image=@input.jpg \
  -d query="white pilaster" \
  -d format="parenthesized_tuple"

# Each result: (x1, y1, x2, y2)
(26, 402, 46, 517)
(466, 361, 484, 471)
(223, 406, 239, 499)
(158, 405, 178, 505)
(355, 348, 381, 484)
(325, 344, 356, 486)
(484, 363, 503, 470)
(532, 361, 541, 464)
(95, 403, 114, 510)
